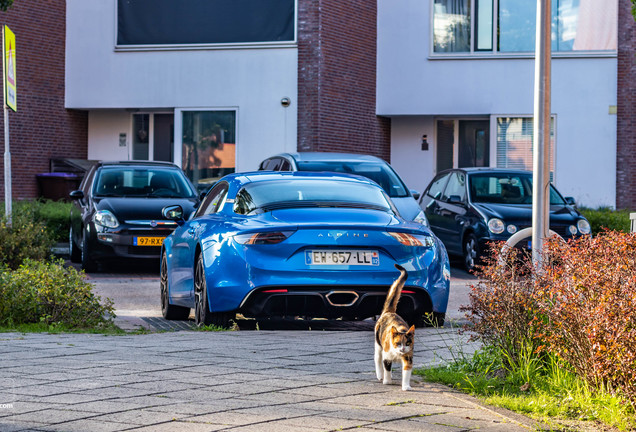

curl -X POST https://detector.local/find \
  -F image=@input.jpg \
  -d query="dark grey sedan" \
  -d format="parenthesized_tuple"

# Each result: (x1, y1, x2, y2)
(419, 168, 591, 271)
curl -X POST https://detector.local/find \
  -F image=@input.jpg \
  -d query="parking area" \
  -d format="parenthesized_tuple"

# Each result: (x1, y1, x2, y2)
(81, 260, 477, 332)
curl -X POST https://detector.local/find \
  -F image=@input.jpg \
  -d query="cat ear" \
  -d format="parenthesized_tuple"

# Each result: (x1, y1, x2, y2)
(390, 326, 398, 336)
(407, 325, 415, 335)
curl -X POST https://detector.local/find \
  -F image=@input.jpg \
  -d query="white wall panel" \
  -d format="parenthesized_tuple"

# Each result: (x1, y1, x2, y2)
(377, 0, 617, 208)
(67, 0, 297, 173)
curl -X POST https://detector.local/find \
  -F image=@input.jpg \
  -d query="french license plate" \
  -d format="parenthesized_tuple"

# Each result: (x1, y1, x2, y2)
(305, 250, 379, 266)
(133, 237, 165, 246)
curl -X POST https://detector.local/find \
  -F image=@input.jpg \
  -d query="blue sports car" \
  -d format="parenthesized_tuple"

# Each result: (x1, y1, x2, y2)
(160, 171, 450, 327)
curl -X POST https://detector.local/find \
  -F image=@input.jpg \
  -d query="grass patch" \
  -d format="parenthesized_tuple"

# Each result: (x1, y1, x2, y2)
(415, 348, 635, 431)
(193, 321, 237, 332)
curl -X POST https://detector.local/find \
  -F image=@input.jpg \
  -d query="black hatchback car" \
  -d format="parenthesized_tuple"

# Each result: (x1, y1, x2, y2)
(419, 168, 591, 270)
(69, 161, 199, 271)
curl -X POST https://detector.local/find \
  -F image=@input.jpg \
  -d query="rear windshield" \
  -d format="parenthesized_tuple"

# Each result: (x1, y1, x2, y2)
(295, 161, 409, 198)
(234, 179, 393, 215)
(94, 167, 196, 198)
(469, 173, 565, 205)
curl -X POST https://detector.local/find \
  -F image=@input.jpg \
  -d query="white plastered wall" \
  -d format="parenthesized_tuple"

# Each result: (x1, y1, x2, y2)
(67, 0, 298, 172)
(378, 0, 617, 208)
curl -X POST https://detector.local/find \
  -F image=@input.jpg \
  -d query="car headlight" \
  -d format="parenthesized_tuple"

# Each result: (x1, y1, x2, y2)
(577, 219, 591, 235)
(488, 218, 505, 234)
(507, 224, 517, 234)
(413, 210, 429, 227)
(569, 225, 578, 235)
(93, 210, 119, 228)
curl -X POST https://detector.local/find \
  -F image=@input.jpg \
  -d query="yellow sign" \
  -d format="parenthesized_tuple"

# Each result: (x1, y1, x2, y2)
(3, 25, 16, 112)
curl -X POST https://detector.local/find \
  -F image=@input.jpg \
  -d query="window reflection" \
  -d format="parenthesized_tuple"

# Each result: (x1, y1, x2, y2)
(433, 0, 470, 53)
(433, 0, 617, 53)
(181, 111, 236, 186)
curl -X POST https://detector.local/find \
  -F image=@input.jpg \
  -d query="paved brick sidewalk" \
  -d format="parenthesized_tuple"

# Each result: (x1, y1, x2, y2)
(0, 329, 541, 431)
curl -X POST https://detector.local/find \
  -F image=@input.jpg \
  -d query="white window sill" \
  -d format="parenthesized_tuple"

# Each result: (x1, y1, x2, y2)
(115, 41, 298, 52)
(428, 51, 617, 60)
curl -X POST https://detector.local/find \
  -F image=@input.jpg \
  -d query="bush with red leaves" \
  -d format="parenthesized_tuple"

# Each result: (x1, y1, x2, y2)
(463, 231, 636, 405)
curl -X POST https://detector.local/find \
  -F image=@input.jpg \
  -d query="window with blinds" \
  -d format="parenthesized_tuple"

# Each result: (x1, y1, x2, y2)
(496, 117, 555, 174)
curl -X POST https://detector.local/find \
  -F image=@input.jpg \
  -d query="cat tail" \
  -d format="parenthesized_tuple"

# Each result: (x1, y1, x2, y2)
(382, 264, 407, 314)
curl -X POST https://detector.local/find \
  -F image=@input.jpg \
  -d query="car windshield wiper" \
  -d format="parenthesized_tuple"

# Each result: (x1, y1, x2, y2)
(145, 192, 187, 198)
(95, 193, 125, 198)
(249, 200, 389, 214)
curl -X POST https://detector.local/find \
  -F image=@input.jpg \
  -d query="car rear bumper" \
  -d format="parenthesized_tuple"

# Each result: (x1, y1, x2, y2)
(239, 285, 432, 320)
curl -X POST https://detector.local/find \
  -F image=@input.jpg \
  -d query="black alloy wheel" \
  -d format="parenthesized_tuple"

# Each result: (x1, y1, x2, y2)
(160, 251, 190, 320)
(463, 233, 480, 272)
(69, 226, 81, 263)
(194, 255, 234, 328)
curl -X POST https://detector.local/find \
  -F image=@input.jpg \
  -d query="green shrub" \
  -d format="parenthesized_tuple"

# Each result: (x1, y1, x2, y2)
(0, 210, 54, 269)
(579, 207, 631, 234)
(0, 259, 115, 328)
(12, 200, 72, 243)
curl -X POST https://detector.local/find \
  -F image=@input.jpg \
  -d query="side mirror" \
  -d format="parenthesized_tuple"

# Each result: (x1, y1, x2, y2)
(162, 205, 185, 225)
(447, 195, 463, 205)
(565, 197, 576, 206)
(69, 190, 84, 200)
(410, 189, 421, 201)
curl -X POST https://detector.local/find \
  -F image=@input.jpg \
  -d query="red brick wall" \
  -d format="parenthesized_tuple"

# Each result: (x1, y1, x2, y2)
(0, 0, 87, 200)
(617, 0, 636, 210)
(297, 0, 391, 161)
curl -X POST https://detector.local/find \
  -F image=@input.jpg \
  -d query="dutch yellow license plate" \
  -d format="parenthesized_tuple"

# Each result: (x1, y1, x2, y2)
(133, 237, 165, 246)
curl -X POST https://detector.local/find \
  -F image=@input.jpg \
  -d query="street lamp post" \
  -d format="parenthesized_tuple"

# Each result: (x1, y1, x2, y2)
(532, 0, 552, 268)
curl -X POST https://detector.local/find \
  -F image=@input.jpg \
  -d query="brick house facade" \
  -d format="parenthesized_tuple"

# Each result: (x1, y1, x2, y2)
(0, 0, 87, 201)
(297, 0, 390, 160)
(617, 0, 636, 209)
(1, 1, 634, 208)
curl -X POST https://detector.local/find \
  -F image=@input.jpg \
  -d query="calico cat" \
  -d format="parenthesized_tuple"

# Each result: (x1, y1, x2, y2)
(374, 264, 415, 391)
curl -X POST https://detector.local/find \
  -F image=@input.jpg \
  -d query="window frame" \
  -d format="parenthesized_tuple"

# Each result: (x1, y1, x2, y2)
(429, 0, 617, 59)
(114, 0, 298, 52)
(492, 114, 558, 182)
(195, 181, 229, 218)
(425, 172, 451, 200)
(441, 171, 467, 203)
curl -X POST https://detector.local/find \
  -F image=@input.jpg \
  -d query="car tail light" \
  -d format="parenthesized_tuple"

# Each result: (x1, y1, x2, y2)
(403, 290, 415, 294)
(233, 231, 295, 245)
(262, 289, 288, 293)
(387, 232, 434, 247)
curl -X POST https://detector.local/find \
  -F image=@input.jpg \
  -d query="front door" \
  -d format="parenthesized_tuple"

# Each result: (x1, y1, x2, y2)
(131, 113, 174, 162)
(458, 120, 489, 168)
